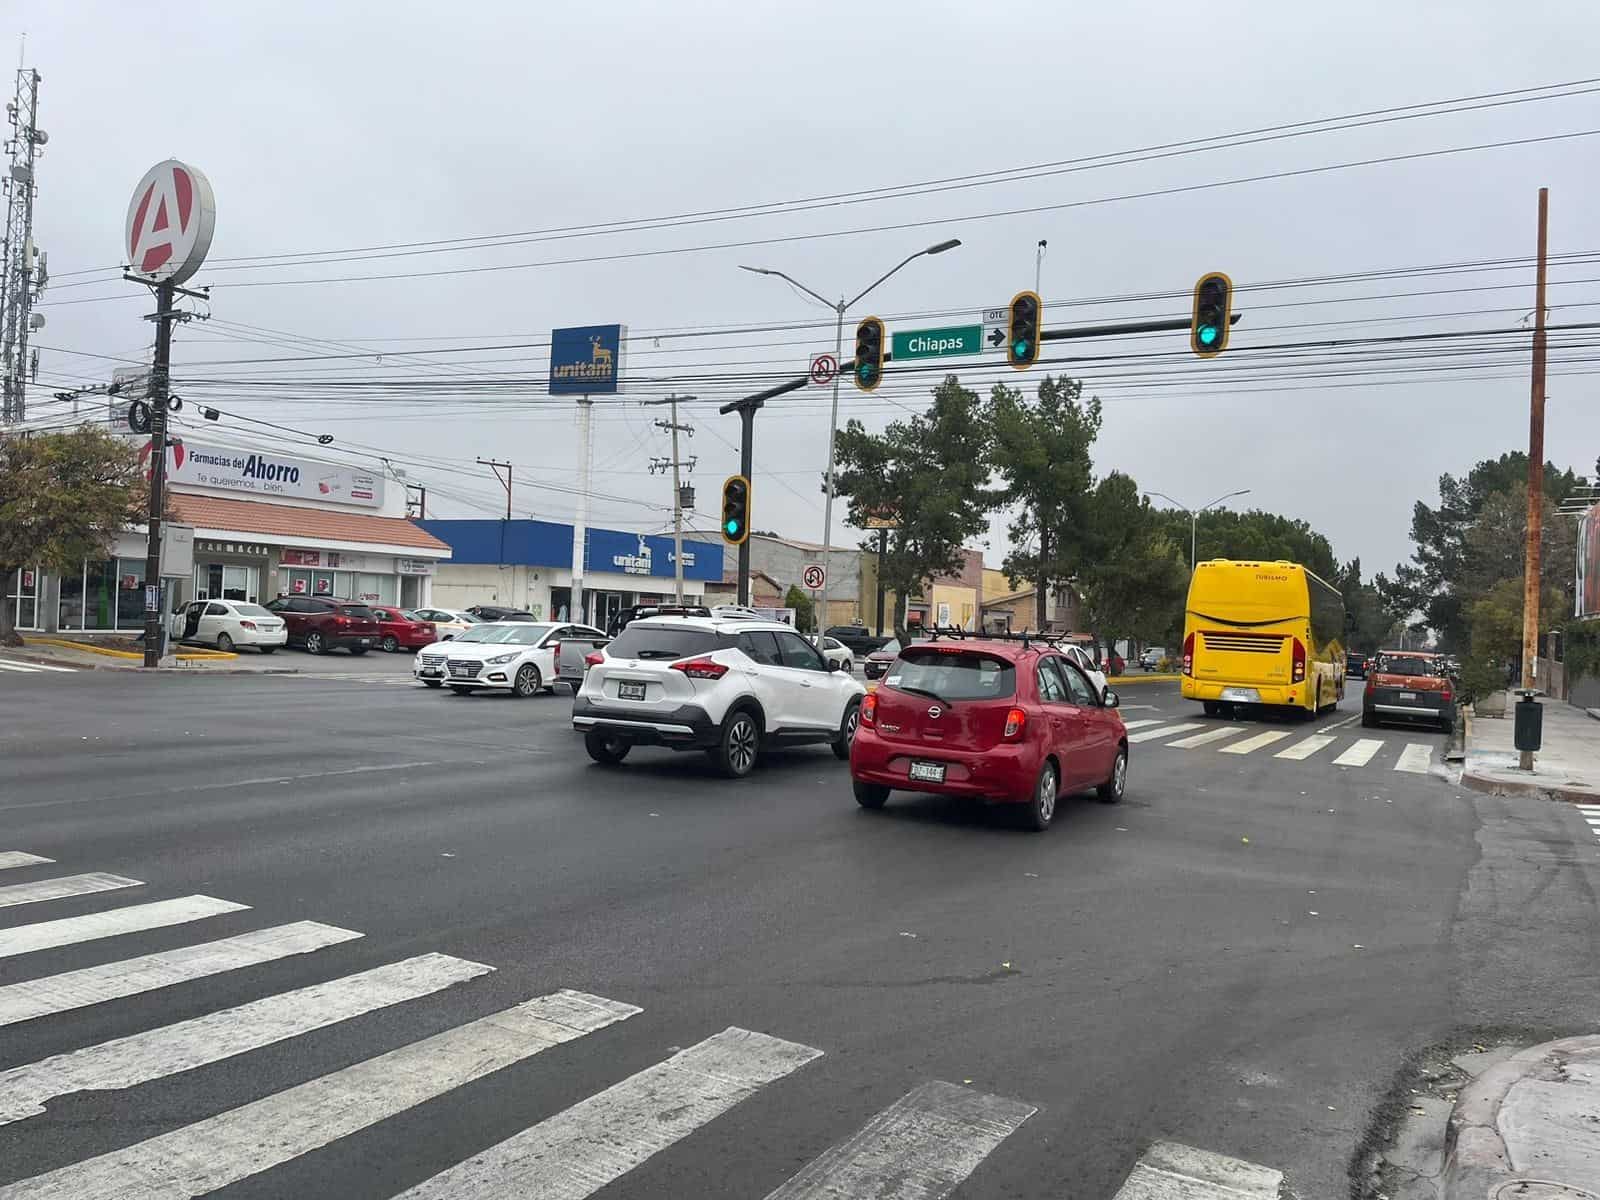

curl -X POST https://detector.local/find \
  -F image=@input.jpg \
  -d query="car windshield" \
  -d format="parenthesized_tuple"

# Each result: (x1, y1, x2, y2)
(877, 638, 901, 656)
(338, 605, 376, 619)
(457, 612, 482, 622)
(605, 624, 724, 660)
(400, 610, 423, 621)
(234, 603, 274, 618)
(1376, 655, 1438, 677)
(454, 623, 554, 645)
(889, 649, 1017, 700)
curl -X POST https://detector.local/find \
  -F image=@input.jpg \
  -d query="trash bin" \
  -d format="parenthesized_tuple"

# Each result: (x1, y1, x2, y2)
(1514, 693, 1543, 752)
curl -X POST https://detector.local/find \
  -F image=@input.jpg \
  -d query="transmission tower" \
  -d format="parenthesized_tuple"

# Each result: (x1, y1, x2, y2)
(1, 65, 47, 424)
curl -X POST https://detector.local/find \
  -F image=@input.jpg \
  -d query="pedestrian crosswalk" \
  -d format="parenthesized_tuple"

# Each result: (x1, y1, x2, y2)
(0, 658, 77, 675)
(1123, 716, 1437, 774)
(1575, 804, 1600, 846)
(0, 848, 1045, 1198)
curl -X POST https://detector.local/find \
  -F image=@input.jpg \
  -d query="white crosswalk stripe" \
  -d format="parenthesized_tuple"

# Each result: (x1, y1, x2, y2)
(1333, 738, 1384, 767)
(1167, 725, 1246, 749)
(763, 1079, 1035, 1200)
(397, 1026, 822, 1200)
(0, 850, 53, 871)
(1395, 743, 1433, 773)
(0, 658, 76, 673)
(1274, 733, 1336, 761)
(0, 870, 141, 910)
(0, 952, 492, 1126)
(0, 894, 247, 959)
(1577, 806, 1600, 846)
(1112, 1140, 1282, 1198)
(1120, 718, 1167, 730)
(0, 989, 641, 1200)
(1128, 722, 1203, 743)
(1219, 730, 1291, 755)
(0, 920, 360, 1027)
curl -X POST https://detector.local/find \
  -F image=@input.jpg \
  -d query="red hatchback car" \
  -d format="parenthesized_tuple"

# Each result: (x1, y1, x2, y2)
(370, 606, 438, 653)
(849, 636, 1128, 831)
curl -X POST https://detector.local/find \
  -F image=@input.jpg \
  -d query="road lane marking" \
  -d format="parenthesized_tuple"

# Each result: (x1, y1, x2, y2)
(0, 661, 43, 673)
(0, 658, 75, 672)
(763, 1079, 1035, 1200)
(1394, 743, 1433, 773)
(1112, 1140, 1282, 1198)
(1333, 738, 1384, 767)
(0, 871, 141, 910)
(1219, 730, 1292, 756)
(1120, 719, 1166, 730)
(396, 1026, 823, 1200)
(1166, 725, 1246, 750)
(0, 989, 641, 1200)
(0, 851, 53, 871)
(0, 952, 493, 1126)
(0, 895, 248, 960)
(0, 921, 361, 1027)
(1322, 712, 1362, 732)
(1128, 723, 1203, 744)
(1274, 734, 1336, 761)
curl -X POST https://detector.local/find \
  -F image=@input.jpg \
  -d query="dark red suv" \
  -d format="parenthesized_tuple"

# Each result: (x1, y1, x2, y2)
(369, 606, 438, 653)
(850, 635, 1128, 831)
(264, 596, 380, 656)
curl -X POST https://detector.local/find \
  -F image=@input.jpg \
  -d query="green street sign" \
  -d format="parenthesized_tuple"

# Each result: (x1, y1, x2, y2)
(890, 324, 982, 361)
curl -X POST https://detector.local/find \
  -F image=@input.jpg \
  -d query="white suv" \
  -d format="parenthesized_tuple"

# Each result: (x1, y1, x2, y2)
(416, 620, 606, 697)
(573, 614, 866, 777)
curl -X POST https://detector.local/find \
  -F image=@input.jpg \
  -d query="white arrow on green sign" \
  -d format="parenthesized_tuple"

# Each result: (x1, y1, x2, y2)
(891, 324, 982, 360)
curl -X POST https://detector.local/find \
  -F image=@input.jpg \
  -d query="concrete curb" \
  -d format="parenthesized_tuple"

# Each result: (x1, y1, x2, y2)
(23, 636, 238, 663)
(1, 646, 300, 676)
(1441, 1034, 1600, 1198)
(1459, 767, 1600, 804)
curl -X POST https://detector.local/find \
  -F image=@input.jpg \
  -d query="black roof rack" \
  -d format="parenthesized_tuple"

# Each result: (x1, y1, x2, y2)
(923, 624, 1072, 651)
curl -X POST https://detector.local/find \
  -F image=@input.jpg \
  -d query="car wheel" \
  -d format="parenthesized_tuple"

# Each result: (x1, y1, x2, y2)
(303, 631, 324, 655)
(512, 663, 541, 698)
(215, 632, 235, 652)
(258, 646, 276, 655)
(422, 679, 443, 688)
(711, 708, 760, 778)
(1097, 748, 1128, 804)
(382, 635, 399, 653)
(853, 779, 889, 809)
(832, 700, 861, 760)
(449, 685, 473, 695)
(348, 647, 369, 657)
(584, 732, 631, 765)
(1361, 708, 1377, 728)
(1024, 760, 1059, 832)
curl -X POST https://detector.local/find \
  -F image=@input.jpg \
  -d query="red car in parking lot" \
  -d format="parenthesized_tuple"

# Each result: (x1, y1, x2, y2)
(849, 634, 1128, 831)
(370, 606, 438, 653)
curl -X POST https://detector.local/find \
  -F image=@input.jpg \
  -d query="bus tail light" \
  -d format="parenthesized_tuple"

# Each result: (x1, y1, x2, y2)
(1291, 638, 1307, 683)
(1181, 633, 1195, 677)
(1003, 707, 1027, 739)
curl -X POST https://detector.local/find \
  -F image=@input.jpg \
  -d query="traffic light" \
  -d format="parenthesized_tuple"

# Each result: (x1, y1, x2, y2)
(721, 474, 751, 545)
(1190, 271, 1233, 358)
(1006, 290, 1042, 369)
(853, 316, 885, 392)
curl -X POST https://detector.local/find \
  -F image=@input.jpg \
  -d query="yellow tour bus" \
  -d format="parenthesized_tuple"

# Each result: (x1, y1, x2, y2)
(1180, 559, 1346, 718)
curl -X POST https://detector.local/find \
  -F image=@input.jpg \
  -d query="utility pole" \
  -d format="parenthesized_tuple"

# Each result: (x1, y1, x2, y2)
(1520, 187, 1550, 769)
(405, 483, 427, 519)
(140, 281, 177, 668)
(1, 64, 45, 424)
(875, 526, 889, 636)
(476, 458, 513, 520)
(644, 394, 696, 604)
(571, 398, 593, 625)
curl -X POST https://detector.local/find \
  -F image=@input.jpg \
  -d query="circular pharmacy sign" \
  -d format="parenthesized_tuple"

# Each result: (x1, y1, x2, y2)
(125, 160, 216, 284)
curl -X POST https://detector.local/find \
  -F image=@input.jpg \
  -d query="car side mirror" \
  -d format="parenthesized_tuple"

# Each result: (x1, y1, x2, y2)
(826, 657, 843, 672)
(1103, 690, 1120, 708)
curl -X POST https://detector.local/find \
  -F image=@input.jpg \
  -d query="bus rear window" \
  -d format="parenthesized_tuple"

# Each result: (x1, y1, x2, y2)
(891, 650, 1016, 700)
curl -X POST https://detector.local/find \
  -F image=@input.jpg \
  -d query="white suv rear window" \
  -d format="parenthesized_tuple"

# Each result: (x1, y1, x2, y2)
(605, 625, 726, 660)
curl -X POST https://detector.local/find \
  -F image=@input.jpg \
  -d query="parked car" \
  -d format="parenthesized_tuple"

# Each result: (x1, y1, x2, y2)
(410, 607, 481, 640)
(1346, 650, 1367, 679)
(263, 596, 379, 655)
(607, 603, 712, 637)
(465, 604, 537, 622)
(850, 636, 1128, 831)
(573, 613, 865, 778)
(1060, 642, 1109, 698)
(811, 635, 853, 673)
(1363, 651, 1455, 731)
(824, 624, 893, 657)
(369, 606, 438, 653)
(415, 620, 606, 696)
(1139, 647, 1166, 671)
(863, 634, 932, 680)
(169, 599, 287, 653)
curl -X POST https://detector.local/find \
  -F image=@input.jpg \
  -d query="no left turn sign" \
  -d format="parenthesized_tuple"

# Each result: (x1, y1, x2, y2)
(802, 563, 826, 590)
(809, 354, 838, 386)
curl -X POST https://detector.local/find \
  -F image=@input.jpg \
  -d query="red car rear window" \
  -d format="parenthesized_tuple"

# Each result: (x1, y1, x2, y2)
(891, 649, 1016, 700)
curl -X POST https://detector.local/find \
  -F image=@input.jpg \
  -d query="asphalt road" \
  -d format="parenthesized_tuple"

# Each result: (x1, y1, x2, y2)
(3, 660, 1600, 1198)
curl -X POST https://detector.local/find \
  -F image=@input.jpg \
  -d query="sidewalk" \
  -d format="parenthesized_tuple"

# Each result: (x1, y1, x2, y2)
(1461, 695, 1600, 802)
(11, 638, 299, 674)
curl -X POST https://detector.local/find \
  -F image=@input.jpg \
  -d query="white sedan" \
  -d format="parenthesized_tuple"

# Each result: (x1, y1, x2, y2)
(415, 621, 607, 697)
(169, 600, 288, 653)
(410, 607, 482, 640)
(810, 635, 853, 673)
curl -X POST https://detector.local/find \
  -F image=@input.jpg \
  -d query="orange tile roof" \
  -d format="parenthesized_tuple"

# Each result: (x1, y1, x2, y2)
(170, 493, 450, 553)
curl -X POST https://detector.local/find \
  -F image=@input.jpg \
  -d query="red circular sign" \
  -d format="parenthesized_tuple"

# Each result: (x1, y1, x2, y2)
(802, 564, 826, 590)
(809, 354, 838, 386)
(126, 160, 216, 284)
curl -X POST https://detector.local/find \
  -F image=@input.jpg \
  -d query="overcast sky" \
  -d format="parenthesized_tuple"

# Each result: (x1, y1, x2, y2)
(11, 1, 1600, 578)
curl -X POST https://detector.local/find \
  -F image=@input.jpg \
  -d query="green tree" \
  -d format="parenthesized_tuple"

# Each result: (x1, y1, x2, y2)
(1336, 557, 1405, 653)
(0, 427, 148, 647)
(986, 376, 1101, 628)
(783, 584, 815, 633)
(832, 375, 996, 641)
(1076, 473, 1188, 651)
(1157, 507, 1338, 579)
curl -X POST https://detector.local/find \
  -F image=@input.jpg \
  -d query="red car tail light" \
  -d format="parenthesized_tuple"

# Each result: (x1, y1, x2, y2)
(585, 652, 605, 667)
(670, 658, 728, 680)
(334, 615, 349, 628)
(1181, 633, 1195, 676)
(1003, 707, 1027, 739)
(1441, 687, 1453, 703)
(1291, 638, 1306, 683)
(238, 620, 257, 630)
(861, 693, 878, 726)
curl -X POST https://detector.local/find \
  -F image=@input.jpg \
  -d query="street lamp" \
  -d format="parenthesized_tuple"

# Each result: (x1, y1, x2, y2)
(739, 237, 962, 629)
(1146, 488, 1252, 572)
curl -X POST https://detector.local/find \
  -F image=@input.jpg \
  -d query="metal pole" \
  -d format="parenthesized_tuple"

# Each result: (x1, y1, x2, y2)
(817, 302, 845, 630)
(1191, 511, 1197, 574)
(737, 403, 755, 606)
(875, 526, 888, 636)
(1520, 186, 1550, 768)
(142, 279, 176, 669)
(669, 395, 684, 605)
(571, 398, 592, 625)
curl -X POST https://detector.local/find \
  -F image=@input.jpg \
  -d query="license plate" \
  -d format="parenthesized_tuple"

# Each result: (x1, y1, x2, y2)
(908, 760, 946, 783)
(1220, 687, 1260, 702)
(1399, 691, 1416, 700)
(450, 665, 470, 677)
(419, 668, 441, 678)
(618, 681, 647, 701)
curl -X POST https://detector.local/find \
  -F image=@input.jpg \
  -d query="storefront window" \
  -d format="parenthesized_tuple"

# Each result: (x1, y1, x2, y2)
(6, 567, 38, 630)
(116, 559, 146, 630)
(57, 564, 85, 629)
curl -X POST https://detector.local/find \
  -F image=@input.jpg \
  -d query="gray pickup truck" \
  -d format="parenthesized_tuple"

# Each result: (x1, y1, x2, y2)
(556, 632, 611, 693)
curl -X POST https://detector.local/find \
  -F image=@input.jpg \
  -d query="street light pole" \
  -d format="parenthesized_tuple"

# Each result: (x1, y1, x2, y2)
(740, 238, 960, 631)
(1146, 488, 1252, 571)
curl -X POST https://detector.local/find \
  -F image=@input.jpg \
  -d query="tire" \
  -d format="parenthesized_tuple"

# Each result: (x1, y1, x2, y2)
(348, 647, 369, 657)
(832, 700, 861, 761)
(584, 731, 631, 765)
(215, 632, 235, 652)
(710, 708, 760, 778)
(382, 635, 400, 653)
(1098, 748, 1128, 804)
(853, 779, 889, 809)
(258, 646, 276, 655)
(1203, 701, 1221, 718)
(512, 663, 542, 698)
(423, 679, 443, 688)
(1023, 760, 1059, 832)
(449, 685, 473, 695)
(1361, 708, 1377, 728)
(304, 630, 324, 655)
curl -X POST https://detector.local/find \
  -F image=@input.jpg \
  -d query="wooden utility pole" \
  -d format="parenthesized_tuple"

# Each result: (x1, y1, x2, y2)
(1519, 187, 1550, 769)
(477, 458, 513, 520)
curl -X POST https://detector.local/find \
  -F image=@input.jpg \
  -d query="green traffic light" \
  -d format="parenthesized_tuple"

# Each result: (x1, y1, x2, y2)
(725, 519, 740, 535)
(1198, 325, 1219, 346)
(1013, 339, 1030, 358)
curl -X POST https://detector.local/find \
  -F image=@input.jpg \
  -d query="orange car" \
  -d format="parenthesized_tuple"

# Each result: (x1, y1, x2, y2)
(1362, 651, 1456, 731)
